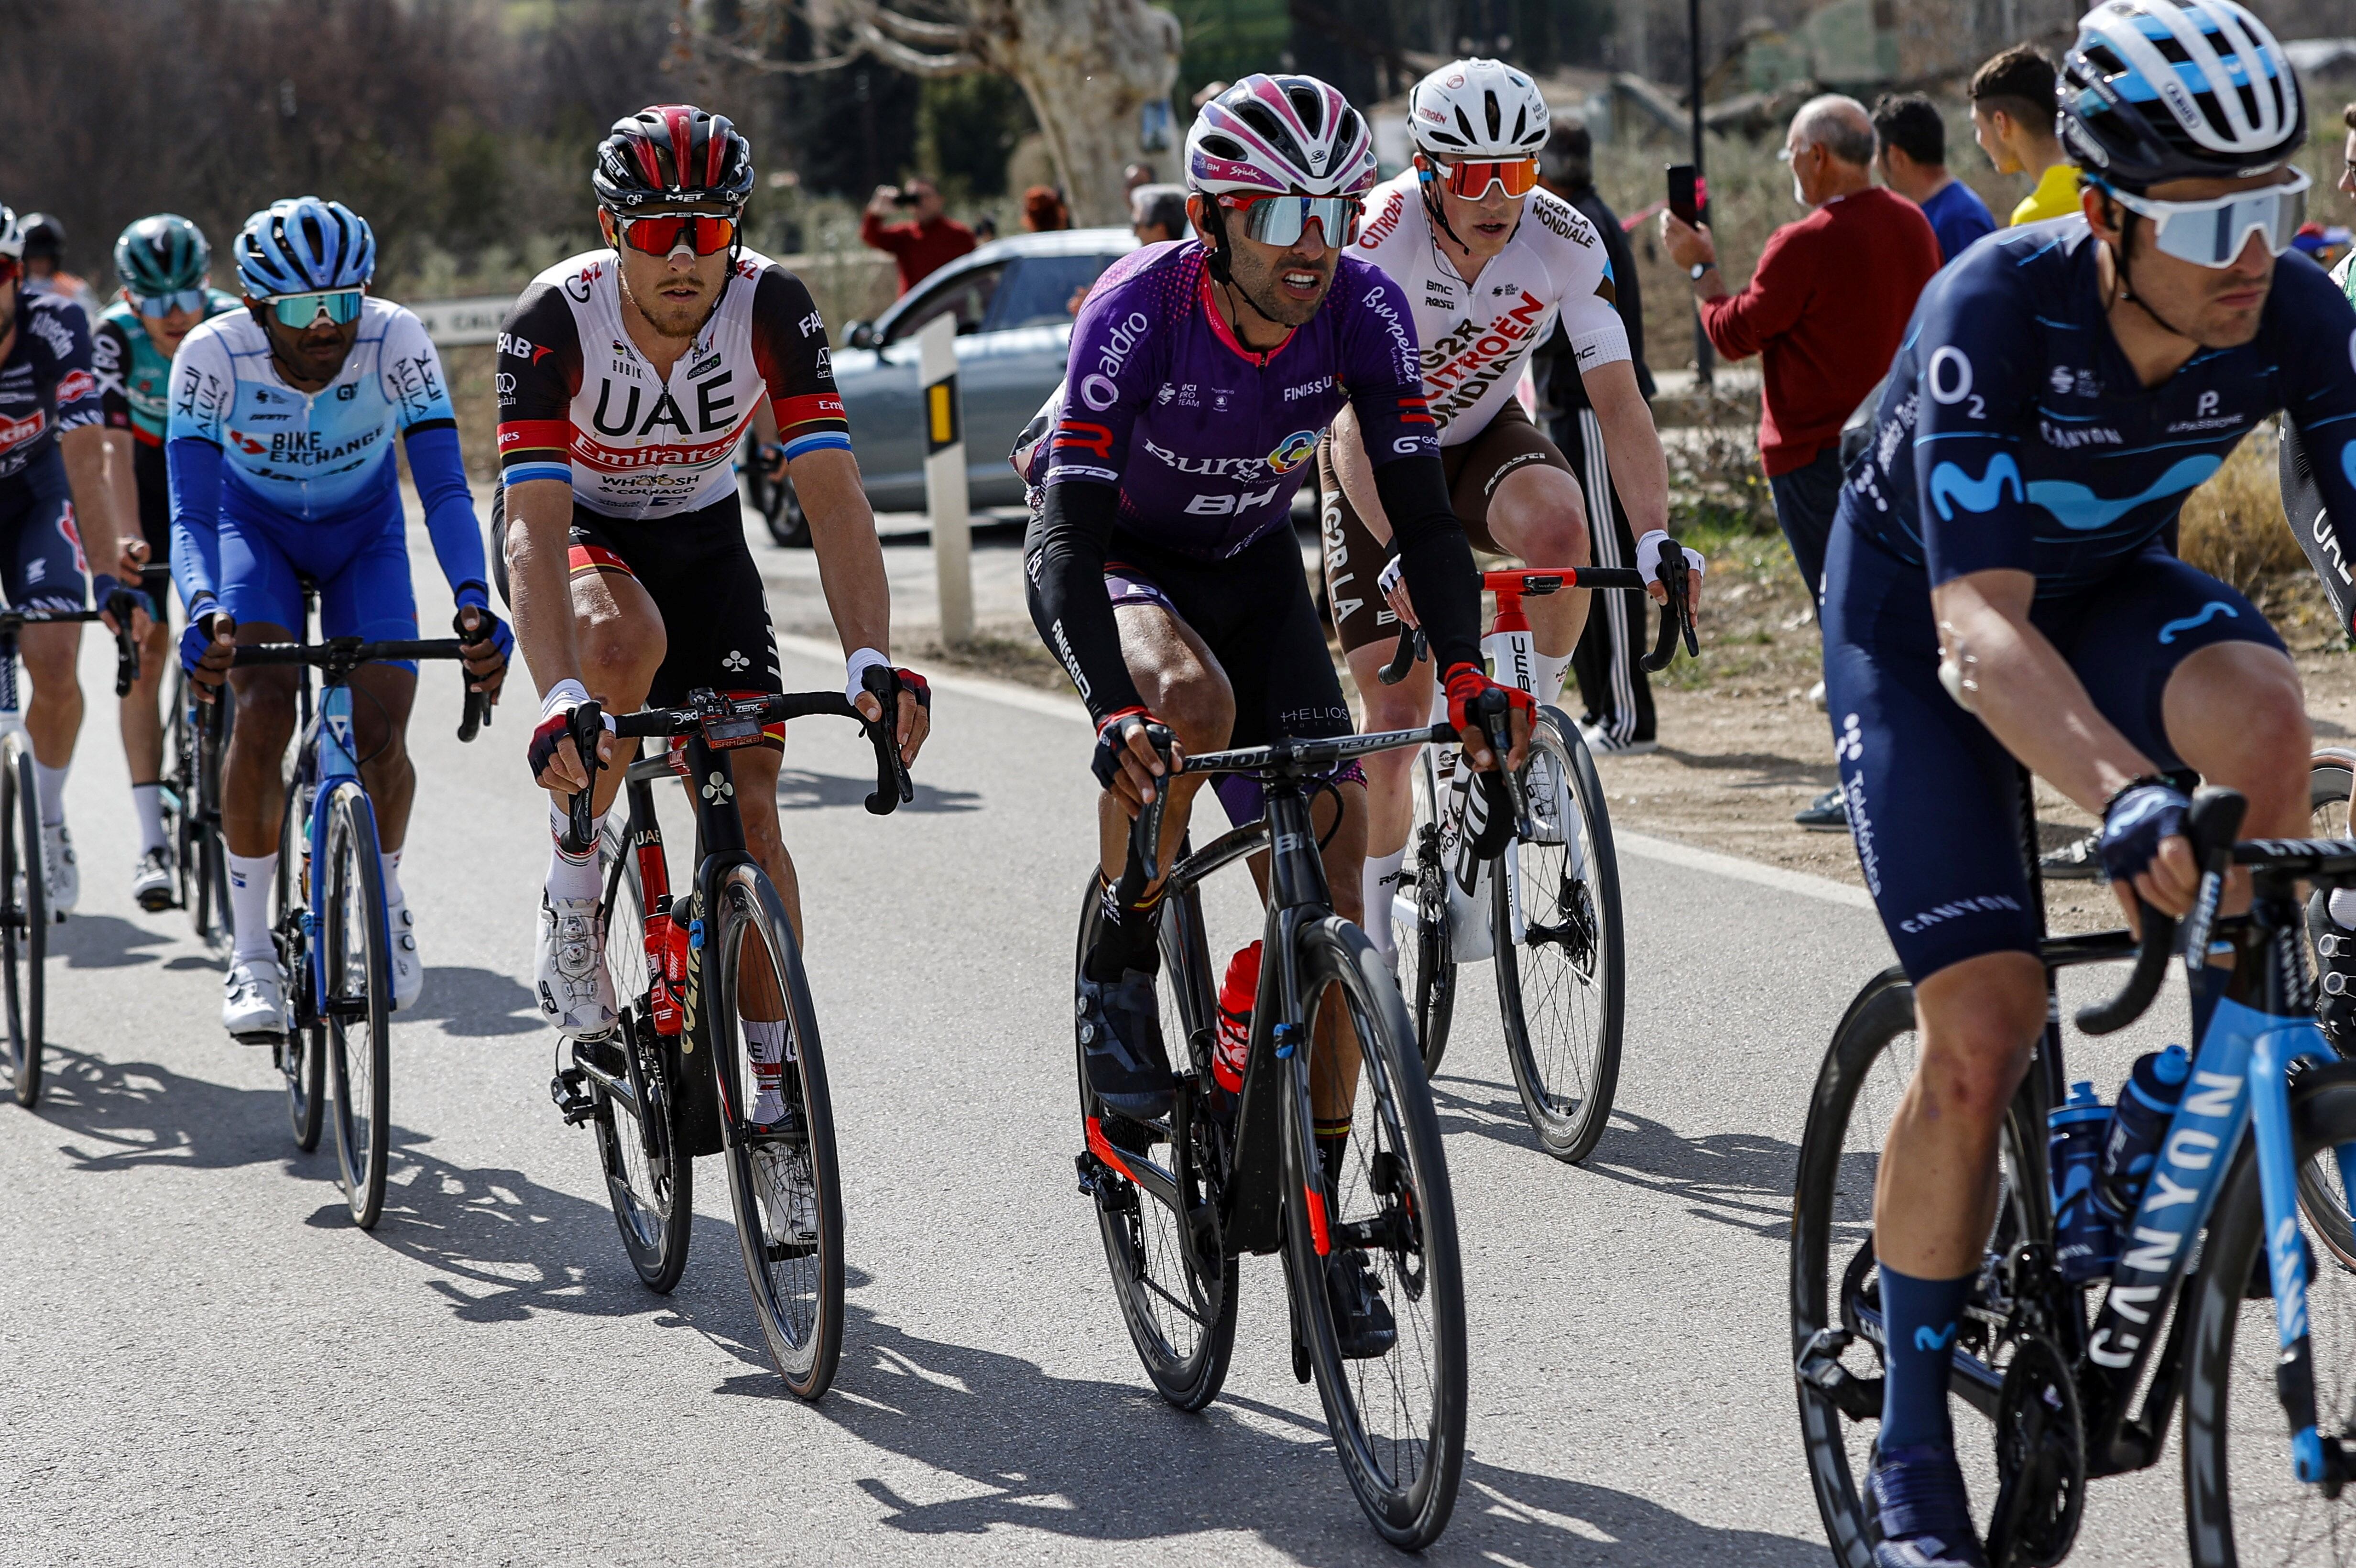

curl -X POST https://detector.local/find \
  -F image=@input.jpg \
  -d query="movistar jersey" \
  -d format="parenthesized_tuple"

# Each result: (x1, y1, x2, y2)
(1840, 220, 2356, 625)
(1018, 240, 1437, 559)
(93, 290, 240, 445)
(0, 293, 103, 483)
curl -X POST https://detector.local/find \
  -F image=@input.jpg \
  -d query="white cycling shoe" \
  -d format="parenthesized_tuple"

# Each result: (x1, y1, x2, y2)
(42, 823, 77, 916)
(752, 1142, 821, 1247)
(386, 897, 422, 1011)
(222, 955, 288, 1042)
(132, 845, 175, 913)
(536, 893, 617, 1039)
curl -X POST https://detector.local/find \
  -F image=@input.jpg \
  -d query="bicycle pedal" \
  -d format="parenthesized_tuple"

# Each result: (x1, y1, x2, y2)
(549, 1067, 598, 1125)
(1074, 1151, 1101, 1197)
(1795, 1326, 1884, 1422)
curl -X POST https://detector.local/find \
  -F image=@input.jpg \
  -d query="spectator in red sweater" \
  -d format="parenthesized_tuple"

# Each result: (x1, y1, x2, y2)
(860, 178, 976, 296)
(1660, 95, 1940, 599)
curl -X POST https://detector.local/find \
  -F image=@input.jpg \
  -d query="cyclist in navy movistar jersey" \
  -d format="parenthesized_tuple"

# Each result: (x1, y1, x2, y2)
(171, 197, 510, 1039)
(0, 201, 149, 920)
(92, 214, 240, 909)
(1819, 6, 2356, 1562)
(1018, 76, 1523, 1246)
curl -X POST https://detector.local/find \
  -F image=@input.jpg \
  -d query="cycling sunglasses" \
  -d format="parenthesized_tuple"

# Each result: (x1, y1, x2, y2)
(615, 211, 739, 256)
(1219, 194, 1362, 248)
(1426, 155, 1539, 201)
(268, 289, 364, 328)
(131, 287, 209, 320)
(2098, 169, 2311, 269)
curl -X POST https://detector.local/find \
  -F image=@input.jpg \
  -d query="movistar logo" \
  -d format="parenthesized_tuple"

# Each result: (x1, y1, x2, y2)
(2025, 454, 2221, 532)
(2158, 600, 2237, 644)
(1913, 1321, 1957, 1353)
(1927, 455, 2023, 520)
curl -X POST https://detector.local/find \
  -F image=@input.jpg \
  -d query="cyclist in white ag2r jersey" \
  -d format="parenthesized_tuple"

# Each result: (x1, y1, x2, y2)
(1318, 58, 1703, 967)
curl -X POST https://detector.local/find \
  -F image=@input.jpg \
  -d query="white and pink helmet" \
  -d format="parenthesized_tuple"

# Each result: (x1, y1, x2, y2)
(1185, 75, 1377, 198)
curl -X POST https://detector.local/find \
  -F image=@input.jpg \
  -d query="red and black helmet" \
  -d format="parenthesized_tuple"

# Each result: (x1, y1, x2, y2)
(593, 104, 755, 211)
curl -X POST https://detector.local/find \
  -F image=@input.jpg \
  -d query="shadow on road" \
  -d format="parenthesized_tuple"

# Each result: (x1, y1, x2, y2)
(402, 964, 541, 1037)
(49, 912, 176, 969)
(777, 767, 982, 816)
(27, 1045, 314, 1174)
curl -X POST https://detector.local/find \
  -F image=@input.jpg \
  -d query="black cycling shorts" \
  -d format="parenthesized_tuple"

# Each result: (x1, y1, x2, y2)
(493, 488, 784, 746)
(0, 445, 94, 614)
(131, 438, 175, 608)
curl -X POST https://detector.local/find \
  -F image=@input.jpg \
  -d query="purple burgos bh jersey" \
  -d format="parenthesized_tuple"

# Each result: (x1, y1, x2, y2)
(1016, 240, 1437, 558)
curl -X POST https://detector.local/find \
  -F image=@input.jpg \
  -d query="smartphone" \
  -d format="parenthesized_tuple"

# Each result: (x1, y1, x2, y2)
(1666, 164, 1700, 226)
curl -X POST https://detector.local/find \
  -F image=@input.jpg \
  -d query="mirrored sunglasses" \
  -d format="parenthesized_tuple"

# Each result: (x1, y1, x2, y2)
(131, 287, 209, 320)
(1221, 194, 1362, 248)
(617, 212, 739, 256)
(2101, 170, 2311, 269)
(1430, 156, 1539, 200)
(268, 289, 364, 328)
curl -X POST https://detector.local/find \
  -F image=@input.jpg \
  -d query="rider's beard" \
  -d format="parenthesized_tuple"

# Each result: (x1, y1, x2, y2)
(620, 267, 710, 341)
(1226, 240, 1331, 329)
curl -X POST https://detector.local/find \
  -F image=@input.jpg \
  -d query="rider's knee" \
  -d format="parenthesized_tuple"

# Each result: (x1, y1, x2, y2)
(1156, 675, 1235, 757)
(579, 613, 664, 692)
(1913, 968, 2045, 1124)
(1494, 469, 1589, 566)
(228, 675, 298, 741)
(2208, 671, 2309, 802)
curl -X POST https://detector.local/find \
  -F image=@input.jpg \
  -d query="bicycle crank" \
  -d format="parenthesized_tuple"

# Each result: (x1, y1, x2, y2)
(1985, 1329, 2085, 1568)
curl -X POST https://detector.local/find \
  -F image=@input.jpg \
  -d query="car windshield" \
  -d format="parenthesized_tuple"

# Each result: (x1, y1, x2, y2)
(886, 263, 1001, 344)
(988, 252, 1126, 331)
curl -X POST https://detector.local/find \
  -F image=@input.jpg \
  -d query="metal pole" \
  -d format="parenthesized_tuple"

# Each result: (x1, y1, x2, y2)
(916, 313, 973, 646)
(1689, 0, 1715, 391)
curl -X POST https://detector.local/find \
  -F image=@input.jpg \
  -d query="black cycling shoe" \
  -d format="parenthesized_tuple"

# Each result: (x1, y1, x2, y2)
(2309, 891, 2356, 1052)
(1077, 968, 1174, 1121)
(2039, 831, 2104, 882)
(1795, 787, 1850, 832)
(1325, 1248, 1398, 1360)
(1865, 1442, 1986, 1568)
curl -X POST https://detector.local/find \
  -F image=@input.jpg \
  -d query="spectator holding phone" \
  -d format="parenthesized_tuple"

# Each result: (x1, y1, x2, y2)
(860, 176, 976, 296)
(1873, 93, 1996, 265)
(1971, 45, 2078, 226)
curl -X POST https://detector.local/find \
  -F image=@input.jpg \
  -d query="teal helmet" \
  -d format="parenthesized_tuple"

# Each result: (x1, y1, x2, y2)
(114, 214, 212, 296)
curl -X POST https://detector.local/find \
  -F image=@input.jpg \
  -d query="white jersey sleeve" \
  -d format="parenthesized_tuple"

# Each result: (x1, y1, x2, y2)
(1524, 190, 1630, 377)
(377, 306, 459, 432)
(164, 321, 236, 447)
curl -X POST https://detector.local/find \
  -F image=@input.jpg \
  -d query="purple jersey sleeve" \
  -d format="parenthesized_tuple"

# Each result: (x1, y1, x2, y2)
(1040, 244, 1179, 489)
(1332, 258, 1437, 468)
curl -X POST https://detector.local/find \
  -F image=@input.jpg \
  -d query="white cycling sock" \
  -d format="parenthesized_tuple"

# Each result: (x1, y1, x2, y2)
(131, 784, 166, 854)
(2331, 888, 2356, 930)
(745, 1018, 793, 1122)
(1531, 649, 1572, 711)
(546, 804, 603, 904)
(227, 851, 278, 967)
(33, 760, 67, 828)
(1361, 847, 1407, 959)
(379, 849, 404, 907)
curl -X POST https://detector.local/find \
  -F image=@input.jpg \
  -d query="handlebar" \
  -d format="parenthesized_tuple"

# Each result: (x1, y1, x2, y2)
(230, 635, 491, 745)
(1376, 536, 1702, 686)
(560, 667, 915, 853)
(0, 596, 144, 698)
(2075, 787, 2246, 1035)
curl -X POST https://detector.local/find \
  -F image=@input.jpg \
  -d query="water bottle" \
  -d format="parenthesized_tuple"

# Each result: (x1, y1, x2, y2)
(1213, 941, 1260, 1098)
(2096, 1044, 2190, 1219)
(2049, 1081, 2118, 1284)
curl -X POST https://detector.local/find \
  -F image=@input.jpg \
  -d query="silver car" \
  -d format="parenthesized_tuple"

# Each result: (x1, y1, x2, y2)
(745, 227, 1136, 544)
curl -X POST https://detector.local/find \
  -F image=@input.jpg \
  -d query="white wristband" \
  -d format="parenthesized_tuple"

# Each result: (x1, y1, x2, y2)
(540, 678, 591, 721)
(845, 646, 890, 705)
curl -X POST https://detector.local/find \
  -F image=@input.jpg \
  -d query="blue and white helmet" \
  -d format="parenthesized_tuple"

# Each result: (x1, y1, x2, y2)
(2060, 0, 2304, 189)
(0, 205, 24, 263)
(233, 196, 376, 297)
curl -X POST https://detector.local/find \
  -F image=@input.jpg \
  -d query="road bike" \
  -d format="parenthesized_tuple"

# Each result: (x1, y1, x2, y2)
(159, 661, 232, 950)
(1791, 782, 2356, 1566)
(3, 594, 143, 1109)
(548, 672, 909, 1400)
(1378, 553, 1696, 1163)
(1072, 722, 1468, 1548)
(234, 626, 489, 1226)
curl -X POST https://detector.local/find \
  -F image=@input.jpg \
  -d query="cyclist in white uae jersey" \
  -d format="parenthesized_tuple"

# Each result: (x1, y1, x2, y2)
(1317, 59, 1699, 964)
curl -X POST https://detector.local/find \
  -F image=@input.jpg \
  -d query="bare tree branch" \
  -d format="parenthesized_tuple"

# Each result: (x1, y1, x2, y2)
(851, 20, 977, 75)
(713, 37, 868, 74)
(865, 7, 975, 48)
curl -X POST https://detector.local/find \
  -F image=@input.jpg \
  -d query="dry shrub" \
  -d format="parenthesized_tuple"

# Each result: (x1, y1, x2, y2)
(2177, 421, 2306, 597)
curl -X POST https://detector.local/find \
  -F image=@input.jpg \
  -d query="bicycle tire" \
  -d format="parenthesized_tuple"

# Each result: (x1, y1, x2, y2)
(160, 664, 195, 913)
(590, 825, 692, 1293)
(1399, 751, 1458, 1077)
(1494, 708, 1625, 1162)
(191, 690, 233, 953)
(2180, 1058, 2356, 1568)
(1282, 914, 1466, 1549)
(321, 783, 391, 1228)
(1791, 972, 2050, 1568)
(1072, 877, 1239, 1411)
(2, 742, 44, 1109)
(712, 861, 844, 1399)
(274, 781, 324, 1152)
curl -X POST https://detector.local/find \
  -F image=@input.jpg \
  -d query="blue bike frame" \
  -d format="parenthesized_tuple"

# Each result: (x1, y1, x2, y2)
(297, 682, 388, 1017)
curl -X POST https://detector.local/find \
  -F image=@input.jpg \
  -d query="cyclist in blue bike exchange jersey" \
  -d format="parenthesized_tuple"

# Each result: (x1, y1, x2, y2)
(0, 201, 149, 925)
(1817, 4, 2356, 1564)
(170, 196, 511, 1042)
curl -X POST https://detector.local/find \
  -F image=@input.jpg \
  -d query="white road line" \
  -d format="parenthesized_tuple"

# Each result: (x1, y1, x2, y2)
(779, 631, 1874, 911)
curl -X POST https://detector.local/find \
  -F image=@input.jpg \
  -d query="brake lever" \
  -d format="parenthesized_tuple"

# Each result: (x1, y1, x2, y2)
(1479, 702, 1534, 844)
(103, 588, 142, 698)
(455, 615, 491, 744)
(857, 664, 914, 816)
(563, 700, 606, 855)
(1128, 724, 1178, 884)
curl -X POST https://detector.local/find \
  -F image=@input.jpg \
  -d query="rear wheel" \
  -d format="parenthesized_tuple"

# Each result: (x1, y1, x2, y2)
(2, 741, 44, 1109)
(321, 784, 391, 1228)
(274, 781, 324, 1152)
(589, 823, 692, 1293)
(1494, 709, 1624, 1162)
(1395, 750, 1456, 1077)
(190, 690, 233, 953)
(714, 862, 844, 1399)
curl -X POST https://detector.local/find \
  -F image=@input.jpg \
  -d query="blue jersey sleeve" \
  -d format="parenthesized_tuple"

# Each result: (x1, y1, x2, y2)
(1907, 265, 2044, 587)
(165, 327, 235, 612)
(380, 309, 486, 603)
(2274, 255, 2356, 634)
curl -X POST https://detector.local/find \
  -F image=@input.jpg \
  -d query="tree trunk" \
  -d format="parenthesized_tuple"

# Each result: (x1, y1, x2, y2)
(969, 0, 1181, 227)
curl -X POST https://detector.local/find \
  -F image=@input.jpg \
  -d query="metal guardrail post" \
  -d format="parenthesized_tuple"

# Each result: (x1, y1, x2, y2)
(916, 314, 973, 646)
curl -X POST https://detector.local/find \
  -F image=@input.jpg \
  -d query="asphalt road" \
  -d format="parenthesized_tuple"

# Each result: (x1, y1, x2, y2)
(0, 522, 2254, 1566)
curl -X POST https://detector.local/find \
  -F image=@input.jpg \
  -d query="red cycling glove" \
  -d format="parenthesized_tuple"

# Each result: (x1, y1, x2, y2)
(1441, 662, 1533, 736)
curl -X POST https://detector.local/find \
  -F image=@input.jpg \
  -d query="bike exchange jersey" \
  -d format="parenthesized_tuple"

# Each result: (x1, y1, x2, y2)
(0, 292, 103, 483)
(1016, 239, 1437, 559)
(495, 247, 849, 522)
(93, 289, 240, 446)
(1841, 222, 2356, 627)
(1349, 173, 1628, 445)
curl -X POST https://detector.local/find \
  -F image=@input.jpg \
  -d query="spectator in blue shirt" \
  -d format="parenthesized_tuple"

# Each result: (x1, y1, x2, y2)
(1872, 93, 1996, 267)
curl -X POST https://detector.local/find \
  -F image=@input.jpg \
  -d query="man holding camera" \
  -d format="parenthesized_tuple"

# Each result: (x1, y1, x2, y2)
(860, 177, 975, 296)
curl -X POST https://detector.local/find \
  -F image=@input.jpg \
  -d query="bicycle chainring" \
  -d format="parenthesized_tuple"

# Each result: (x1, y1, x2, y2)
(1987, 1329, 2085, 1568)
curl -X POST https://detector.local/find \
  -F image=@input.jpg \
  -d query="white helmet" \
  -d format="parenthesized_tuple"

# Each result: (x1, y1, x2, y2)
(1186, 74, 1377, 198)
(0, 206, 23, 263)
(1408, 59, 1549, 162)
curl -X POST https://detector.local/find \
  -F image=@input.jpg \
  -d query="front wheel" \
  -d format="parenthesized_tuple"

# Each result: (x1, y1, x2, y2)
(713, 862, 844, 1399)
(590, 822, 692, 1293)
(321, 784, 391, 1227)
(1494, 708, 1624, 1162)
(2, 741, 44, 1108)
(1396, 750, 1457, 1077)
(274, 780, 324, 1152)
(1283, 915, 1466, 1549)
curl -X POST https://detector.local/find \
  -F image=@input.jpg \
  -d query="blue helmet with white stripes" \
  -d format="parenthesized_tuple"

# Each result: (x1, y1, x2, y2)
(2059, 0, 2304, 190)
(232, 196, 376, 297)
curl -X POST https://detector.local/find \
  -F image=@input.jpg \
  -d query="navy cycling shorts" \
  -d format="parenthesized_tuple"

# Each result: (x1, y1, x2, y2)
(219, 485, 417, 671)
(0, 446, 94, 614)
(1821, 523, 2285, 983)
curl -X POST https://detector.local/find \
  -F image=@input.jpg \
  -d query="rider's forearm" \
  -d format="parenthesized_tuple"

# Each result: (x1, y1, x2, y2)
(59, 426, 133, 563)
(1583, 361, 1670, 537)
(786, 447, 891, 657)
(1027, 478, 1145, 724)
(1932, 572, 2156, 816)
(1327, 407, 1393, 546)
(504, 479, 584, 699)
(1370, 455, 1482, 672)
(401, 425, 489, 601)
